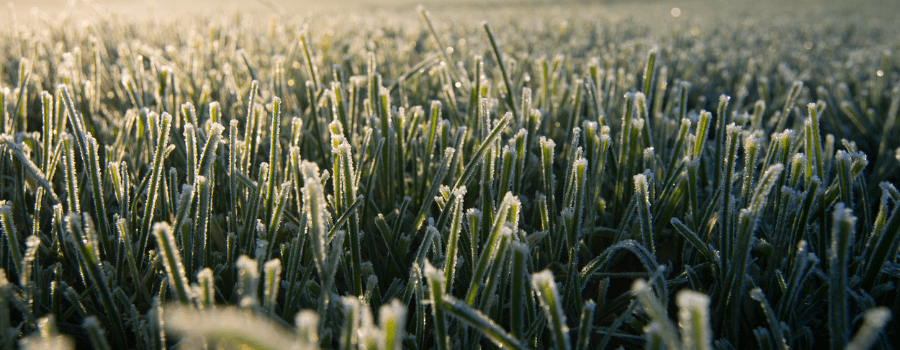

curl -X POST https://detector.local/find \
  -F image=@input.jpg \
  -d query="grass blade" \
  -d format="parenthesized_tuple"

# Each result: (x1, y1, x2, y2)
(828, 203, 855, 349)
(441, 294, 525, 350)
(845, 307, 891, 350)
(164, 304, 298, 350)
(677, 290, 712, 350)
(533, 269, 571, 350)
(152, 222, 191, 304)
(424, 261, 450, 350)
(138, 112, 173, 259)
(483, 22, 518, 121)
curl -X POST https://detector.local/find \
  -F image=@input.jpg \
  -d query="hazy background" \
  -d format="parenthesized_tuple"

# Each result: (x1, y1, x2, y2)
(8, 0, 610, 19)
(6, 0, 898, 25)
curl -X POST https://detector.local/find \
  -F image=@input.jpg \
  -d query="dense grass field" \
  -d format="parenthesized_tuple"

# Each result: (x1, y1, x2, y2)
(1, 0, 899, 348)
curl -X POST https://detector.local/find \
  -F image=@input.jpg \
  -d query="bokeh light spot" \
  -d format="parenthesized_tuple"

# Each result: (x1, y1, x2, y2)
(671, 7, 681, 17)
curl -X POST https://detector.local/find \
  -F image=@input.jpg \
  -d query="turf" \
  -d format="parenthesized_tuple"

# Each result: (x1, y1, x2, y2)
(0, 0, 898, 349)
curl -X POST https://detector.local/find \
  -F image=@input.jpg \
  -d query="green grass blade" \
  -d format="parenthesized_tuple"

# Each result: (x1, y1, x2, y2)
(483, 22, 518, 121)
(533, 270, 571, 350)
(677, 290, 711, 350)
(138, 112, 173, 259)
(441, 293, 525, 350)
(0, 202, 22, 278)
(152, 222, 191, 304)
(576, 300, 596, 350)
(828, 204, 855, 350)
(425, 261, 451, 350)
(749, 289, 788, 350)
(632, 279, 679, 350)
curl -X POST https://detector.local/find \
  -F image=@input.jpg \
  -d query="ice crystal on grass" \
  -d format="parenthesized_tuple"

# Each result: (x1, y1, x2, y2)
(1, 2, 898, 349)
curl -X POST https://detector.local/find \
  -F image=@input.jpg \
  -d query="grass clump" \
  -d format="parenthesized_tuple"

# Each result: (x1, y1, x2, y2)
(0, 0, 899, 348)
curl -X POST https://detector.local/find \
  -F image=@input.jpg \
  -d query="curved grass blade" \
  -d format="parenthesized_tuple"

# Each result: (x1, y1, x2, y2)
(441, 294, 525, 350)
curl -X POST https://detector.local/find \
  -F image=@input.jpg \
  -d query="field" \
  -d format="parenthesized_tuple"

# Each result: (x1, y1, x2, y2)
(1, 0, 899, 349)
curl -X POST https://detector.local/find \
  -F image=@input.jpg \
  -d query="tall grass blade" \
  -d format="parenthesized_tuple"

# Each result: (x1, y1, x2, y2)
(677, 290, 711, 350)
(0, 202, 22, 278)
(634, 174, 655, 254)
(152, 222, 191, 304)
(425, 261, 450, 350)
(262, 258, 282, 316)
(828, 203, 855, 349)
(533, 269, 571, 350)
(859, 182, 900, 290)
(632, 279, 679, 350)
(845, 307, 891, 350)
(576, 300, 596, 350)
(749, 289, 788, 350)
(379, 299, 406, 350)
(483, 22, 518, 121)
(65, 213, 127, 345)
(138, 112, 173, 258)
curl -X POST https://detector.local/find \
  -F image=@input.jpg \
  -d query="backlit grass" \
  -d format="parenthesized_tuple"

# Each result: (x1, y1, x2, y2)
(1, 1, 898, 349)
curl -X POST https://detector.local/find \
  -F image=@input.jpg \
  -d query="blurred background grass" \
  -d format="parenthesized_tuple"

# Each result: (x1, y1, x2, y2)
(7, 0, 899, 28)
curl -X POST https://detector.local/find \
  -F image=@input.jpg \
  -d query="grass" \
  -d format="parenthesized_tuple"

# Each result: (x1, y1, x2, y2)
(1, 0, 899, 348)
